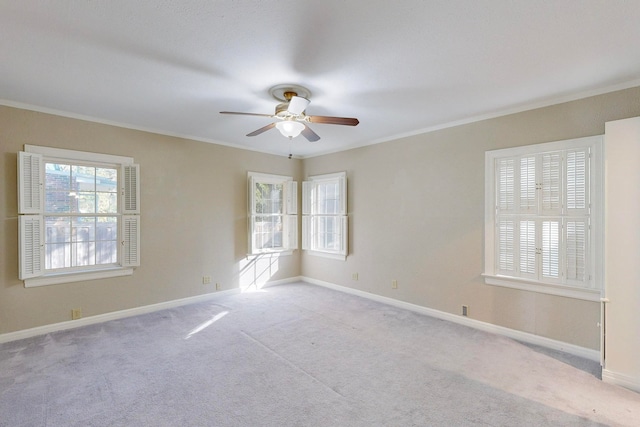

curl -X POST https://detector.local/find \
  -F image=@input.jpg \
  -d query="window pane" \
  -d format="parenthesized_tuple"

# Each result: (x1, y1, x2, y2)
(318, 182, 339, 214)
(73, 242, 95, 266)
(45, 163, 73, 213)
(73, 165, 96, 192)
(77, 192, 96, 213)
(316, 216, 340, 251)
(96, 241, 118, 264)
(97, 192, 118, 213)
(73, 217, 96, 242)
(45, 217, 71, 269)
(254, 215, 283, 250)
(255, 183, 283, 214)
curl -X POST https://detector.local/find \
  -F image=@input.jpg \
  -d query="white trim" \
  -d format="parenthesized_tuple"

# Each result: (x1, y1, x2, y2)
(24, 267, 135, 287)
(0, 288, 238, 344)
(1, 276, 308, 344)
(305, 250, 347, 261)
(301, 276, 600, 362)
(483, 274, 602, 302)
(602, 369, 640, 393)
(25, 144, 133, 165)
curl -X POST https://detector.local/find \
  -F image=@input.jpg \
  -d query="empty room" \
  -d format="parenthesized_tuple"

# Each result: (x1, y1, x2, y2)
(2, 1, 640, 426)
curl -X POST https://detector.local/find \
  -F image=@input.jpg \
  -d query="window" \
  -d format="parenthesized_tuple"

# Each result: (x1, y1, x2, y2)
(484, 136, 603, 301)
(248, 172, 297, 255)
(18, 145, 140, 287)
(302, 172, 348, 260)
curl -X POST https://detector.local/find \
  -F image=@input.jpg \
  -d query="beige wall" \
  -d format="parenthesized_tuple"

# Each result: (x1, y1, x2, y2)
(0, 106, 302, 333)
(3, 86, 640, 348)
(302, 86, 640, 350)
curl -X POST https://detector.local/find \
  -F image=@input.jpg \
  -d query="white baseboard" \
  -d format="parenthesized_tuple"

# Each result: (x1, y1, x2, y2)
(602, 369, 640, 393)
(0, 276, 309, 344)
(0, 288, 239, 344)
(301, 276, 601, 362)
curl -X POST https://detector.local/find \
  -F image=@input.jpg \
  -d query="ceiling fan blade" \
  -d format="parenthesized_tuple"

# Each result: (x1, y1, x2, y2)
(247, 122, 276, 137)
(287, 96, 310, 115)
(301, 125, 320, 142)
(307, 115, 359, 126)
(220, 111, 274, 118)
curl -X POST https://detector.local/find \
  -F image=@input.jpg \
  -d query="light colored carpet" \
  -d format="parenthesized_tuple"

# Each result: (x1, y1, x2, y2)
(1, 282, 639, 426)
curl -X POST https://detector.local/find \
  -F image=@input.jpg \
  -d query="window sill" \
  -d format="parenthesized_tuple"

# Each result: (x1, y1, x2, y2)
(305, 250, 346, 261)
(246, 250, 293, 258)
(24, 267, 134, 288)
(483, 274, 602, 301)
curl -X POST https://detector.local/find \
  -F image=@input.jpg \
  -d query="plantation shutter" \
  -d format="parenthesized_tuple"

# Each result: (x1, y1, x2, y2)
(566, 149, 589, 214)
(541, 220, 561, 280)
(121, 215, 140, 267)
(122, 164, 140, 214)
(519, 220, 536, 277)
(519, 156, 536, 212)
(286, 181, 297, 215)
(18, 152, 43, 214)
(18, 152, 45, 279)
(286, 215, 298, 250)
(302, 181, 311, 251)
(496, 218, 516, 274)
(565, 219, 588, 284)
(302, 181, 312, 215)
(496, 158, 515, 212)
(338, 175, 347, 215)
(338, 215, 348, 256)
(541, 152, 562, 213)
(301, 216, 310, 250)
(19, 215, 44, 279)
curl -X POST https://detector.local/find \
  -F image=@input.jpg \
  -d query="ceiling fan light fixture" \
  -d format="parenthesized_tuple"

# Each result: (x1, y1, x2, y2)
(276, 120, 305, 139)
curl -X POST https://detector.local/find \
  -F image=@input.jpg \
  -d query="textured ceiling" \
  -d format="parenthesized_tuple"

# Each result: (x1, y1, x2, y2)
(2, 1, 640, 158)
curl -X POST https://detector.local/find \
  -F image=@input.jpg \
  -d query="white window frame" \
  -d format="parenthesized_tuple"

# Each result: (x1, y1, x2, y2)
(247, 172, 297, 255)
(483, 136, 603, 301)
(302, 171, 348, 260)
(18, 145, 140, 287)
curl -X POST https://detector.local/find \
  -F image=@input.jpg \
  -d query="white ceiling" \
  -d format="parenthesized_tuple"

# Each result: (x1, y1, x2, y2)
(2, 1, 640, 158)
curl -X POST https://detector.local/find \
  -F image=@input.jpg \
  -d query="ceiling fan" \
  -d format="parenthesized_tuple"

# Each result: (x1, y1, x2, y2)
(220, 84, 359, 143)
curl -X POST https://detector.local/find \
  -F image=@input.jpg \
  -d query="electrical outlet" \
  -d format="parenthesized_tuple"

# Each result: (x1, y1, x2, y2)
(203, 276, 212, 284)
(462, 305, 469, 317)
(352, 273, 358, 281)
(392, 280, 398, 289)
(215, 283, 220, 291)
(71, 309, 82, 320)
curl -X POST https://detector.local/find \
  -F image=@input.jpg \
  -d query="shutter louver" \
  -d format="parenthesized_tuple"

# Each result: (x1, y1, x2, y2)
(566, 219, 587, 283)
(520, 156, 536, 211)
(301, 216, 310, 250)
(121, 215, 140, 267)
(287, 214, 298, 250)
(287, 181, 298, 215)
(339, 215, 348, 256)
(566, 149, 588, 212)
(19, 215, 44, 279)
(542, 152, 562, 213)
(18, 152, 43, 214)
(497, 218, 515, 273)
(519, 220, 536, 276)
(496, 158, 515, 212)
(338, 175, 347, 215)
(122, 164, 140, 214)
(302, 181, 312, 215)
(541, 220, 560, 279)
